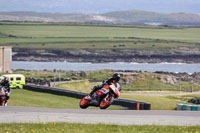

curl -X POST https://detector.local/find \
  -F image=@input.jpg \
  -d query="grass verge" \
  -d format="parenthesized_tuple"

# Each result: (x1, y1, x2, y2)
(120, 94, 194, 110)
(56, 81, 200, 110)
(0, 122, 200, 133)
(8, 89, 127, 110)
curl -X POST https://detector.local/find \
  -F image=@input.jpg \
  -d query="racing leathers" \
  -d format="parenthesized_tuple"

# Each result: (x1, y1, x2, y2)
(89, 78, 119, 97)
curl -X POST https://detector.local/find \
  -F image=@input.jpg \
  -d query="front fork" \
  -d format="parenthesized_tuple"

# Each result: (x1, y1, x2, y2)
(103, 93, 113, 101)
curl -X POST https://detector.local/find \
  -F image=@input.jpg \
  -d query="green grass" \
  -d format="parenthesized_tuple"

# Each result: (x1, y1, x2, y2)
(9, 81, 195, 110)
(2, 70, 199, 110)
(166, 94, 200, 102)
(56, 76, 199, 93)
(57, 82, 179, 110)
(0, 122, 200, 133)
(8, 71, 200, 93)
(56, 81, 200, 110)
(122, 78, 179, 91)
(57, 80, 199, 110)
(56, 80, 98, 93)
(9, 89, 127, 110)
(121, 72, 200, 92)
(3, 42, 189, 54)
(9, 89, 81, 108)
(1, 22, 200, 52)
(88, 70, 114, 81)
(120, 94, 196, 110)
(3, 70, 114, 81)
(1, 24, 200, 42)
(4, 70, 198, 93)
(122, 79, 200, 92)
(9, 81, 194, 110)
(3, 71, 83, 80)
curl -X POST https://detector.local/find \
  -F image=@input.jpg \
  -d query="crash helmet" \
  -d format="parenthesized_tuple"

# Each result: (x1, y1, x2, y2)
(112, 73, 120, 82)
(0, 76, 9, 86)
(1, 76, 9, 84)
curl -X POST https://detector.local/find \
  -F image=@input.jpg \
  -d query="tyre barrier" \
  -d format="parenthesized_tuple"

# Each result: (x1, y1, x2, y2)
(23, 85, 151, 110)
(177, 104, 200, 111)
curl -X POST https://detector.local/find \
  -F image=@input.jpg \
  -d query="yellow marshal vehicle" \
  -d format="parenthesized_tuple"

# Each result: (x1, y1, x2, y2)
(0, 74, 25, 89)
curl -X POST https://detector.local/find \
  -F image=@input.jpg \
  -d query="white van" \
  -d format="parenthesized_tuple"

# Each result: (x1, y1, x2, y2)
(0, 74, 25, 89)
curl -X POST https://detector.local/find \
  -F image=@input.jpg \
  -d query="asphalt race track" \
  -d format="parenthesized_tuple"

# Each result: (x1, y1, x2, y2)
(0, 106, 200, 126)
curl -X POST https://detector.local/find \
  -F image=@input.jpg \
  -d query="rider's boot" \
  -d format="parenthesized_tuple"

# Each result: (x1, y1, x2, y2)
(88, 93, 98, 105)
(4, 95, 9, 106)
(4, 100, 8, 106)
(87, 93, 95, 100)
(89, 86, 99, 99)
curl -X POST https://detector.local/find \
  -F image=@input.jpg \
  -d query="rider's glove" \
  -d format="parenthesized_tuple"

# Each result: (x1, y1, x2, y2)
(91, 86, 97, 90)
(102, 80, 109, 85)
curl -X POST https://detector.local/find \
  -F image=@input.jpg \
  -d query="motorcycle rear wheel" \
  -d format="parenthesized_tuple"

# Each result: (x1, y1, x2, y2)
(99, 96, 114, 109)
(0, 96, 6, 106)
(79, 95, 90, 109)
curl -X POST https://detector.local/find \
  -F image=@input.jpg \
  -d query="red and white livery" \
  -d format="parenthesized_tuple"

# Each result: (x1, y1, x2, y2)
(80, 83, 120, 109)
(0, 87, 6, 106)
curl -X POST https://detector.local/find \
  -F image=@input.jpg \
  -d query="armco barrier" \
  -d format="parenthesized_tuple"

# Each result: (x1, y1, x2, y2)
(177, 104, 200, 111)
(23, 85, 151, 110)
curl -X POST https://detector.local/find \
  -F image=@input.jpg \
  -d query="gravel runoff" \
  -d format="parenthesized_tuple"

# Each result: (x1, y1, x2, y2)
(0, 106, 200, 126)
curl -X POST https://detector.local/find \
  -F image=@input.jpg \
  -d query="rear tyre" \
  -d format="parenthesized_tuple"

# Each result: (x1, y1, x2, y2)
(99, 96, 114, 109)
(0, 96, 2, 106)
(16, 86, 20, 89)
(0, 96, 6, 106)
(79, 95, 90, 109)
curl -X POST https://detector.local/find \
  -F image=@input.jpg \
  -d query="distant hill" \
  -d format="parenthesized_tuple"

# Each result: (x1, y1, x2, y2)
(102, 10, 170, 23)
(1, 10, 200, 26)
(102, 10, 200, 25)
(0, 11, 116, 23)
(168, 13, 200, 24)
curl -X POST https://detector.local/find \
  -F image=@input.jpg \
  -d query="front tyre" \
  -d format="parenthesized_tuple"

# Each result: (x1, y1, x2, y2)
(79, 95, 90, 109)
(99, 96, 114, 109)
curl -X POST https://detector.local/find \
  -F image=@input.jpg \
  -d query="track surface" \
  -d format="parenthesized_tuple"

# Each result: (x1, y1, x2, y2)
(0, 106, 200, 126)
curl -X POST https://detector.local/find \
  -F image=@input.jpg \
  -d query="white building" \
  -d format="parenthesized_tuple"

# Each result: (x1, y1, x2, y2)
(0, 46, 12, 73)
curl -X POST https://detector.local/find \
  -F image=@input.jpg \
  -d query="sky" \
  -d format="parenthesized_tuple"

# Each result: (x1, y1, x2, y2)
(0, 0, 199, 14)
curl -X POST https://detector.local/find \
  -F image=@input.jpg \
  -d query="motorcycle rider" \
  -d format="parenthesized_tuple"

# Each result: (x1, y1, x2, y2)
(89, 73, 121, 99)
(0, 76, 11, 106)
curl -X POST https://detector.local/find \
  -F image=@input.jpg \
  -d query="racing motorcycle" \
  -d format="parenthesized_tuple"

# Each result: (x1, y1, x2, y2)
(80, 83, 120, 109)
(0, 87, 6, 106)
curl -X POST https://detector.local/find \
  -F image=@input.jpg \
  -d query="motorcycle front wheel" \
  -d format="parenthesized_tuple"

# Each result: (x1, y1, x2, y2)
(79, 95, 90, 109)
(99, 96, 114, 109)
